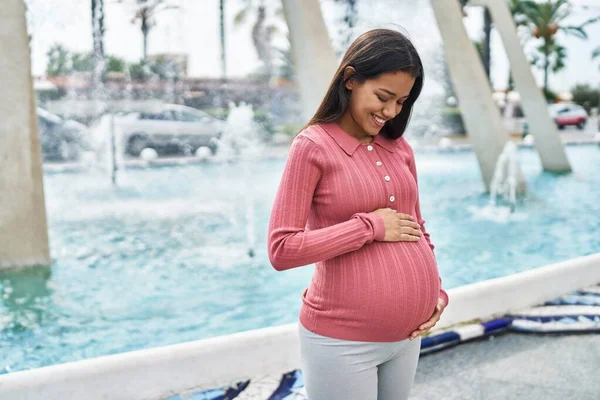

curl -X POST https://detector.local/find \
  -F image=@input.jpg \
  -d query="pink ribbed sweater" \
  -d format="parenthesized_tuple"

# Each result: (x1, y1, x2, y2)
(268, 123, 448, 342)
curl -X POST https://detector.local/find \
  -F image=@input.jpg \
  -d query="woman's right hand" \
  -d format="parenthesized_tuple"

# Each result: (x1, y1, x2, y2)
(372, 208, 422, 242)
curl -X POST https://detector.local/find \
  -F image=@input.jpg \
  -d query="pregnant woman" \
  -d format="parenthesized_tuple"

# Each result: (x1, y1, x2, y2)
(267, 29, 449, 400)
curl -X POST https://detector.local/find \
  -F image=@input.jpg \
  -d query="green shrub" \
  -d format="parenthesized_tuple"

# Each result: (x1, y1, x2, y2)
(571, 84, 599, 114)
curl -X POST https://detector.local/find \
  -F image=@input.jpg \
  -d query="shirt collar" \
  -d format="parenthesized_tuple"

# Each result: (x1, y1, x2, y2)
(320, 123, 395, 156)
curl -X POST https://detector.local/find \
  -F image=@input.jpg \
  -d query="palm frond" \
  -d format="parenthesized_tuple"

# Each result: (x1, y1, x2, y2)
(147, 3, 178, 18)
(234, 8, 249, 25)
(592, 47, 600, 60)
(579, 15, 600, 29)
(550, 45, 567, 73)
(561, 26, 587, 39)
(510, 0, 534, 27)
(516, 2, 542, 26)
(550, 0, 571, 22)
(510, 0, 536, 16)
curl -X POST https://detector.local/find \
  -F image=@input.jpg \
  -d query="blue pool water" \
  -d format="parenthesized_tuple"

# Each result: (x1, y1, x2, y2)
(1, 144, 599, 374)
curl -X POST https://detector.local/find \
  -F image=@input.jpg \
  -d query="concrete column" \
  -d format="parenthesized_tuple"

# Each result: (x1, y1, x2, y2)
(0, 0, 51, 269)
(471, 0, 571, 173)
(431, 0, 525, 192)
(281, 0, 338, 122)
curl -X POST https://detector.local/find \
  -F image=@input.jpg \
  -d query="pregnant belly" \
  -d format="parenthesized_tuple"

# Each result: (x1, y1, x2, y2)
(302, 239, 441, 341)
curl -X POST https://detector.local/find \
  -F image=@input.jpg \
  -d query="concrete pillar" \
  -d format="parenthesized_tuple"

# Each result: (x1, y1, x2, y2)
(0, 0, 51, 269)
(281, 0, 338, 122)
(431, 0, 525, 192)
(471, 0, 571, 173)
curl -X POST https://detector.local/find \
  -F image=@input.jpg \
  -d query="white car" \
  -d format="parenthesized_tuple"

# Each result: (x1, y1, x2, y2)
(115, 104, 224, 157)
(548, 103, 588, 130)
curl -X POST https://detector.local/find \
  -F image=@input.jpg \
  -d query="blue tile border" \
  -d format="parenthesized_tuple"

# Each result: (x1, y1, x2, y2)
(508, 286, 600, 334)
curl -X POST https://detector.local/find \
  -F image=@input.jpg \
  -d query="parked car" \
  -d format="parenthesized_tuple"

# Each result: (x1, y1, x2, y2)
(37, 108, 89, 161)
(112, 104, 224, 157)
(548, 103, 588, 130)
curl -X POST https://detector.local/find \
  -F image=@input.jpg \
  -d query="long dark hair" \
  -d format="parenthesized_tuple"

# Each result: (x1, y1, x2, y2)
(305, 29, 424, 140)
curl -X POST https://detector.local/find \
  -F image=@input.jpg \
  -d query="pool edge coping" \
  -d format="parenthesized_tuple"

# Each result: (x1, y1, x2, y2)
(1, 252, 599, 400)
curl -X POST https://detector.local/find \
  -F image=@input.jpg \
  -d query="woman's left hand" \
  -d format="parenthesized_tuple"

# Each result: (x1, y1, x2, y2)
(409, 297, 446, 341)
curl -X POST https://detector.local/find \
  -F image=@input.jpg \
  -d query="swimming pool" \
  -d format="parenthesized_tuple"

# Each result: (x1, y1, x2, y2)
(1, 144, 599, 374)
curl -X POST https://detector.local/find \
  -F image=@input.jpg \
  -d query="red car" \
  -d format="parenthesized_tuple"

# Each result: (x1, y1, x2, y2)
(548, 103, 588, 130)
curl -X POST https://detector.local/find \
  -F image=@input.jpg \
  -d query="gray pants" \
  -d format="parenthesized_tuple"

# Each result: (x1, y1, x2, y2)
(298, 322, 421, 400)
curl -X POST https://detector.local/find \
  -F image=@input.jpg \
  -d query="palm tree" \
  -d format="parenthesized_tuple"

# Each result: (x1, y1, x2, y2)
(219, 0, 226, 78)
(518, 0, 600, 94)
(234, 1, 280, 79)
(468, 0, 534, 82)
(593, 46, 600, 70)
(121, 0, 179, 60)
(234, 0, 358, 78)
(91, 0, 105, 58)
(333, 0, 358, 50)
(482, 6, 492, 78)
(91, 0, 105, 88)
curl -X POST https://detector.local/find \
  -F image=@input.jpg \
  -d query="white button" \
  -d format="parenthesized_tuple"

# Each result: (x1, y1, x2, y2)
(389, 195, 395, 202)
(384, 175, 390, 182)
(376, 161, 382, 167)
(367, 145, 373, 151)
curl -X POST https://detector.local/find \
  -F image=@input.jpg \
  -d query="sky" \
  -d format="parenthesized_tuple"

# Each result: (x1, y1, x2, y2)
(27, 0, 600, 92)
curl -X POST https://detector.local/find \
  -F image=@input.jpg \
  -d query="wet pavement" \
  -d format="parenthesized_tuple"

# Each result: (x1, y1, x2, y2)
(410, 332, 600, 400)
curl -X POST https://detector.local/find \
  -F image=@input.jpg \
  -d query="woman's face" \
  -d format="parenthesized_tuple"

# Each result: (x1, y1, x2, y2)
(340, 70, 416, 142)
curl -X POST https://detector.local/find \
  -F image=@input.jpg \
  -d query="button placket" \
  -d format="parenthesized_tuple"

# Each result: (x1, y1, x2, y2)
(365, 144, 396, 205)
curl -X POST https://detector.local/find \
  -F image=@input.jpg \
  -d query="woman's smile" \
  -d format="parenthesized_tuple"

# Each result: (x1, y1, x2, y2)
(372, 114, 387, 128)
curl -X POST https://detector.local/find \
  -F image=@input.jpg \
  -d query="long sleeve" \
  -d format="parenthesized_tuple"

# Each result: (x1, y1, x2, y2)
(268, 135, 385, 271)
(407, 143, 449, 307)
